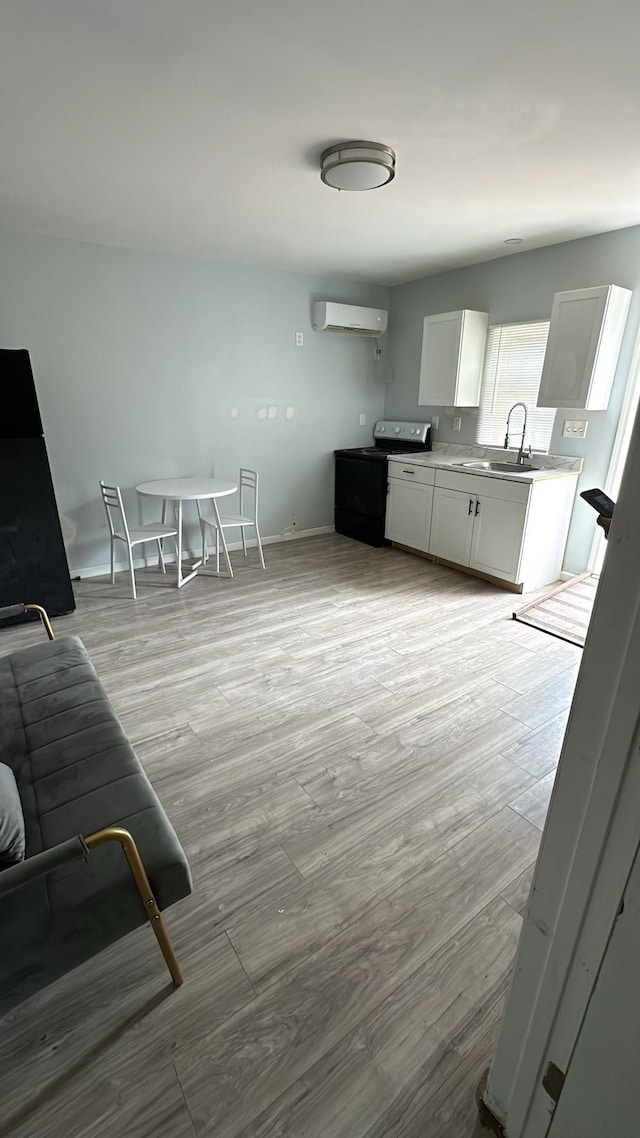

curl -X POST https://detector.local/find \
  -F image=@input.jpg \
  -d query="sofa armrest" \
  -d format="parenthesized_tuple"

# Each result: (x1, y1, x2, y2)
(0, 836, 89, 897)
(0, 602, 55, 639)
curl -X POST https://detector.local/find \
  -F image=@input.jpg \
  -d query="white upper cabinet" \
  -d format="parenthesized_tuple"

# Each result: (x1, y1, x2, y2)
(537, 285, 632, 410)
(418, 309, 488, 408)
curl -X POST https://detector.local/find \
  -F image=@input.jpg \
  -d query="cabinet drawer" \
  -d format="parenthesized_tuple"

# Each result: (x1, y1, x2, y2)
(387, 460, 435, 486)
(435, 468, 530, 504)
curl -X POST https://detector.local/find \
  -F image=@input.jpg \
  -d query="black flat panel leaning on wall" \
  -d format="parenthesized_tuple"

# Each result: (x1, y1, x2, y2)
(1, 348, 43, 438)
(0, 439, 75, 618)
(0, 349, 75, 620)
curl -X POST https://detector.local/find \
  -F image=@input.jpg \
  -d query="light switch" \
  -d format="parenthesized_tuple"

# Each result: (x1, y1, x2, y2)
(563, 419, 588, 438)
(359, 413, 366, 426)
(453, 416, 462, 431)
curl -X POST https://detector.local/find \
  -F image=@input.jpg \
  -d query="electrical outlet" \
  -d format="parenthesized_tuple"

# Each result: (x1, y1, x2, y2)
(453, 416, 462, 431)
(295, 331, 304, 347)
(432, 416, 439, 429)
(374, 346, 382, 361)
(563, 419, 588, 438)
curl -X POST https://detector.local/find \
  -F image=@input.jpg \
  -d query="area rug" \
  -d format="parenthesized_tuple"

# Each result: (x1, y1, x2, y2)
(513, 572, 598, 648)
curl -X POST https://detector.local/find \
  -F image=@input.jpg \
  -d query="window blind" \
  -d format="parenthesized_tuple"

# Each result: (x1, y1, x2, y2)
(476, 321, 555, 452)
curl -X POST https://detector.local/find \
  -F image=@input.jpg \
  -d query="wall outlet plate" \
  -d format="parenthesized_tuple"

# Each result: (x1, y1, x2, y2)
(453, 416, 462, 431)
(295, 331, 304, 347)
(563, 419, 588, 438)
(432, 416, 439, 429)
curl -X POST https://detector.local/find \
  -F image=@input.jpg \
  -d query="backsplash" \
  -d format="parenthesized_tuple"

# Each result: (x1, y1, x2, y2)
(432, 441, 583, 473)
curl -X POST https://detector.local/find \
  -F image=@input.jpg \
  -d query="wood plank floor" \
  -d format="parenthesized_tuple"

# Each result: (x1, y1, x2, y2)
(0, 534, 582, 1138)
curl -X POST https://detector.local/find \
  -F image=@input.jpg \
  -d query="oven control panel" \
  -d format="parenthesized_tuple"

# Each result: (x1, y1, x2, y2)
(373, 420, 431, 445)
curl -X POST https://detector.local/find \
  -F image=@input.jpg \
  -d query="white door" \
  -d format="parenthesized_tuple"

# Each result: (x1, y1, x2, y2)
(418, 311, 462, 406)
(385, 481, 433, 552)
(469, 495, 527, 581)
(546, 841, 640, 1137)
(430, 487, 474, 566)
(483, 379, 640, 1137)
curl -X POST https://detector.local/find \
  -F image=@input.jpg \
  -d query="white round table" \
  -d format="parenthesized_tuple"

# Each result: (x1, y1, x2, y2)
(136, 478, 237, 587)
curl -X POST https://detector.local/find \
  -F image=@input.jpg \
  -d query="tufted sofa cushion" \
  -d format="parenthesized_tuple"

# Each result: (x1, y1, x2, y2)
(0, 636, 191, 1015)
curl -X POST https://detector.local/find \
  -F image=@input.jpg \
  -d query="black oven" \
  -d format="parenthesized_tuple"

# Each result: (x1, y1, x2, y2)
(334, 421, 431, 547)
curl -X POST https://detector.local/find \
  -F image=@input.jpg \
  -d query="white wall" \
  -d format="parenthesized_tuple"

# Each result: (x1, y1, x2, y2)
(385, 225, 640, 573)
(0, 230, 388, 572)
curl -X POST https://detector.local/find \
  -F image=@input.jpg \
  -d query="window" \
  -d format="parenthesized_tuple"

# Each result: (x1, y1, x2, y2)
(476, 321, 555, 452)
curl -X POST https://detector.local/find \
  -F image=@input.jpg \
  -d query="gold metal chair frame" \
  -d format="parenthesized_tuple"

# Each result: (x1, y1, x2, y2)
(24, 603, 55, 641)
(85, 827, 183, 987)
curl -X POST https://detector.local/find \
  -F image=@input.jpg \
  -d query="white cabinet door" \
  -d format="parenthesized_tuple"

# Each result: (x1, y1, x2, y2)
(470, 495, 527, 582)
(538, 285, 631, 410)
(418, 309, 488, 408)
(418, 312, 462, 406)
(430, 487, 474, 566)
(385, 481, 433, 553)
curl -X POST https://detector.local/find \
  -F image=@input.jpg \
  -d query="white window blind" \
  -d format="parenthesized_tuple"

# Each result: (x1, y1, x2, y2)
(476, 321, 555, 452)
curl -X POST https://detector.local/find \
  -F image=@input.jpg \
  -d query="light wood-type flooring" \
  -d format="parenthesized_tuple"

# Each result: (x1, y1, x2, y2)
(0, 534, 582, 1138)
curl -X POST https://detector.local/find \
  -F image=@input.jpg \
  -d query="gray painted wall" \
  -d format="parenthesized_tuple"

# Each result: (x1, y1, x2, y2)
(0, 230, 388, 573)
(385, 225, 640, 573)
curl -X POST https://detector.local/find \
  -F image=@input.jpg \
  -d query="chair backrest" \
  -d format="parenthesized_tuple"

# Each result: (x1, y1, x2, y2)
(238, 468, 259, 520)
(99, 481, 131, 541)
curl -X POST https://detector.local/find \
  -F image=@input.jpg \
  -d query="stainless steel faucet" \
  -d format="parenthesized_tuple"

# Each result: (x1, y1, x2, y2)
(504, 402, 531, 465)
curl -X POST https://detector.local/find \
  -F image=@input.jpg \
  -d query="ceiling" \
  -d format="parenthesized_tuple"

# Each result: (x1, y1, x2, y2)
(1, 0, 639, 285)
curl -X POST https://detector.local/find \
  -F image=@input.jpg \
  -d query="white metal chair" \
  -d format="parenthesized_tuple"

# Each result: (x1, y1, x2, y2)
(198, 468, 265, 577)
(99, 481, 178, 599)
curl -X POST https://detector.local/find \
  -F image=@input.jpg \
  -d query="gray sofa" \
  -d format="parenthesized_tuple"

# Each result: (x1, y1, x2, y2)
(0, 608, 192, 1016)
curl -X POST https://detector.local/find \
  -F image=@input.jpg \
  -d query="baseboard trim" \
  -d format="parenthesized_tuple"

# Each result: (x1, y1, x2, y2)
(70, 526, 335, 580)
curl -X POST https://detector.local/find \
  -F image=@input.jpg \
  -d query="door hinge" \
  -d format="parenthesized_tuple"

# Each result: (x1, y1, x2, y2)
(542, 1061, 566, 1105)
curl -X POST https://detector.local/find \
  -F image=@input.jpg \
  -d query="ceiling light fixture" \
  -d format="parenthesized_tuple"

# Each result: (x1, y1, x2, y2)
(504, 237, 524, 245)
(320, 141, 396, 191)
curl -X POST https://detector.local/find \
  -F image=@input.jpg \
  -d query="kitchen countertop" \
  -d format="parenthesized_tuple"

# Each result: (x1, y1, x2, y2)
(389, 443, 583, 484)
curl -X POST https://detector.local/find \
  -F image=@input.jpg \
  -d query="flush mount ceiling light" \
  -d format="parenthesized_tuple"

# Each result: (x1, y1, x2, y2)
(320, 141, 396, 191)
(504, 237, 524, 245)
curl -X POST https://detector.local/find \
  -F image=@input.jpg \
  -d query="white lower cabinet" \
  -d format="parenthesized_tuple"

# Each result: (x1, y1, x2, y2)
(431, 489, 527, 581)
(430, 469, 577, 589)
(470, 494, 527, 579)
(385, 460, 435, 552)
(387, 464, 578, 591)
(386, 480, 433, 552)
(431, 474, 530, 584)
(430, 485, 475, 567)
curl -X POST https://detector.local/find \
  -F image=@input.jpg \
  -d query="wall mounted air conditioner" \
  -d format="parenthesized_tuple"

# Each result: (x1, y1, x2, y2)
(313, 301, 388, 337)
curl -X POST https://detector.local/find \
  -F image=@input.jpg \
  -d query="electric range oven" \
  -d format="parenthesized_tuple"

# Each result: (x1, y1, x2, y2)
(334, 420, 431, 547)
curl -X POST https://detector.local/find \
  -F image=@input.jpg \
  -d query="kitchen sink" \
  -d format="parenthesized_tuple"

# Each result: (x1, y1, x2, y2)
(455, 460, 539, 473)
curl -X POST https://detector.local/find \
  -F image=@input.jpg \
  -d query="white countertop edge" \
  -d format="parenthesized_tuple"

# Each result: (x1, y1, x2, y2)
(388, 447, 583, 483)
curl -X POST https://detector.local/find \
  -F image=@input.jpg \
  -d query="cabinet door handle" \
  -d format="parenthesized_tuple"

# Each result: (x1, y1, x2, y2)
(475, 499, 480, 516)
(468, 498, 474, 515)
(402, 469, 415, 475)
